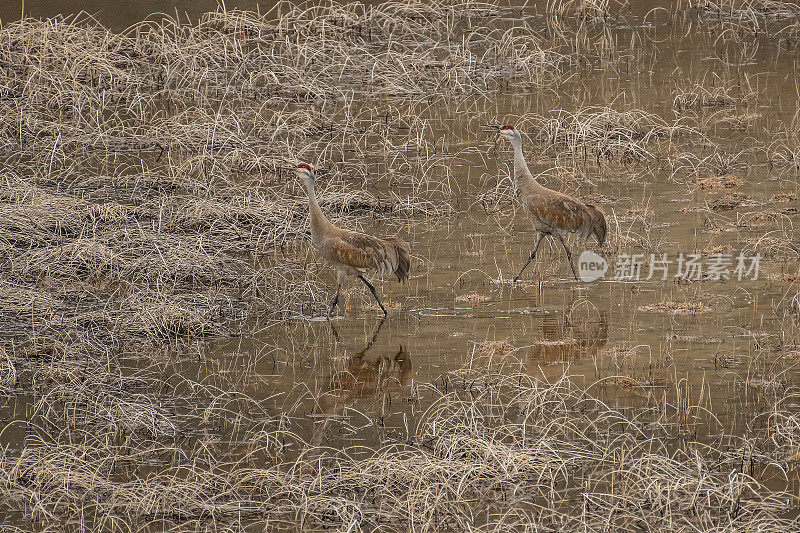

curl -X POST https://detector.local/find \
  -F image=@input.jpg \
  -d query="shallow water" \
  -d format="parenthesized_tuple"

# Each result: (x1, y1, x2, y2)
(184, 2, 800, 454)
(2, 0, 800, 527)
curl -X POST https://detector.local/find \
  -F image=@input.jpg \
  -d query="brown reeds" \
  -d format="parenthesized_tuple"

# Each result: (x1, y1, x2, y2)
(0, 1, 798, 530)
(2, 362, 798, 530)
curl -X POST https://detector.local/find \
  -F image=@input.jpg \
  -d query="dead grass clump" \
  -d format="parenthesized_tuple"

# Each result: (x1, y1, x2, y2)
(617, 206, 653, 222)
(689, 0, 800, 20)
(668, 149, 750, 183)
(455, 293, 491, 303)
(770, 193, 797, 202)
(84, 201, 144, 224)
(603, 375, 641, 389)
(767, 129, 800, 171)
(708, 192, 750, 211)
(11, 239, 116, 283)
(34, 369, 177, 439)
(780, 272, 799, 282)
(717, 111, 764, 130)
(683, 0, 800, 47)
(694, 244, 735, 256)
(243, 265, 325, 318)
(0, 1, 568, 134)
(738, 208, 797, 228)
(118, 233, 244, 289)
(671, 71, 763, 115)
(124, 291, 239, 340)
(0, 281, 75, 338)
(527, 107, 695, 165)
(674, 80, 735, 110)
(639, 300, 710, 314)
(546, 0, 628, 21)
(697, 173, 742, 189)
(0, 177, 89, 247)
(476, 340, 515, 358)
(790, 292, 800, 318)
(0, 348, 17, 392)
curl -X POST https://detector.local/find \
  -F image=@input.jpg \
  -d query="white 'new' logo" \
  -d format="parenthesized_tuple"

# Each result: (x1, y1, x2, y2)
(578, 250, 607, 282)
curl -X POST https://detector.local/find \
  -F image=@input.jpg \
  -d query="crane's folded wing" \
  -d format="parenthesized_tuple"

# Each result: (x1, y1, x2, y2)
(526, 194, 587, 233)
(333, 231, 397, 276)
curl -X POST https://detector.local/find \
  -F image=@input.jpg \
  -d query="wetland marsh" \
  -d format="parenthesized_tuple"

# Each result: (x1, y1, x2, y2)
(0, 0, 799, 530)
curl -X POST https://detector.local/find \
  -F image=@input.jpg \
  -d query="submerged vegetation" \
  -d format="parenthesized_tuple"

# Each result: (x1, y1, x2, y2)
(0, 0, 798, 530)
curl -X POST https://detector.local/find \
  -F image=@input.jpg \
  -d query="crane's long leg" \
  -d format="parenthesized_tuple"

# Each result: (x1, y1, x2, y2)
(327, 283, 342, 320)
(358, 275, 388, 317)
(556, 233, 579, 281)
(514, 233, 546, 282)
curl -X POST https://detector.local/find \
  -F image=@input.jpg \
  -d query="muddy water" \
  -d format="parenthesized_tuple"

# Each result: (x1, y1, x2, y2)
(196, 213, 796, 453)
(162, 3, 800, 456)
(5, 0, 263, 30)
(6, 0, 799, 495)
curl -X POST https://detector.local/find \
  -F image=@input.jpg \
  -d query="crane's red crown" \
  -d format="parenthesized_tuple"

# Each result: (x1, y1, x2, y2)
(501, 124, 514, 130)
(297, 163, 312, 171)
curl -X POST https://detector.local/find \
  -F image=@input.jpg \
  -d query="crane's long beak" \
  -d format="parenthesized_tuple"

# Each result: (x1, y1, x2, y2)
(482, 125, 502, 153)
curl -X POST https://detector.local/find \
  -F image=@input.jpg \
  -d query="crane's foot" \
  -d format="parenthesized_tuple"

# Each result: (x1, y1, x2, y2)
(567, 261, 579, 281)
(374, 297, 388, 317)
(514, 234, 546, 283)
(327, 283, 341, 320)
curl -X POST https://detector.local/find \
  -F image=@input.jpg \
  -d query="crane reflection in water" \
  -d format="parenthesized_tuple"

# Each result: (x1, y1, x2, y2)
(310, 319, 412, 448)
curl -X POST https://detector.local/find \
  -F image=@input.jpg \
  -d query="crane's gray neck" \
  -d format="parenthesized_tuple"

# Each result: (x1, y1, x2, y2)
(303, 177, 332, 240)
(510, 135, 539, 189)
(303, 177, 319, 209)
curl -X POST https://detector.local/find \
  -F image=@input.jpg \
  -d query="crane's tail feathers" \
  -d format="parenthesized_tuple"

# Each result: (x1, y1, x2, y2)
(585, 204, 607, 246)
(389, 237, 411, 282)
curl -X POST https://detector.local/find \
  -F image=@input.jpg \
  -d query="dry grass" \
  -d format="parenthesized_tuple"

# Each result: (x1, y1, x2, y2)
(672, 71, 761, 112)
(546, 0, 628, 21)
(708, 192, 752, 211)
(1, 364, 797, 530)
(455, 292, 491, 303)
(681, 0, 800, 52)
(639, 300, 710, 314)
(0, 0, 592, 359)
(688, 0, 800, 20)
(784, 350, 800, 360)
(476, 340, 515, 358)
(697, 173, 743, 189)
(0, 1, 798, 530)
(529, 106, 693, 165)
(603, 374, 642, 389)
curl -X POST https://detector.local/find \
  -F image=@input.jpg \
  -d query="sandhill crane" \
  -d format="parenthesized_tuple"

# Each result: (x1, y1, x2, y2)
(495, 125, 607, 281)
(295, 163, 411, 319)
